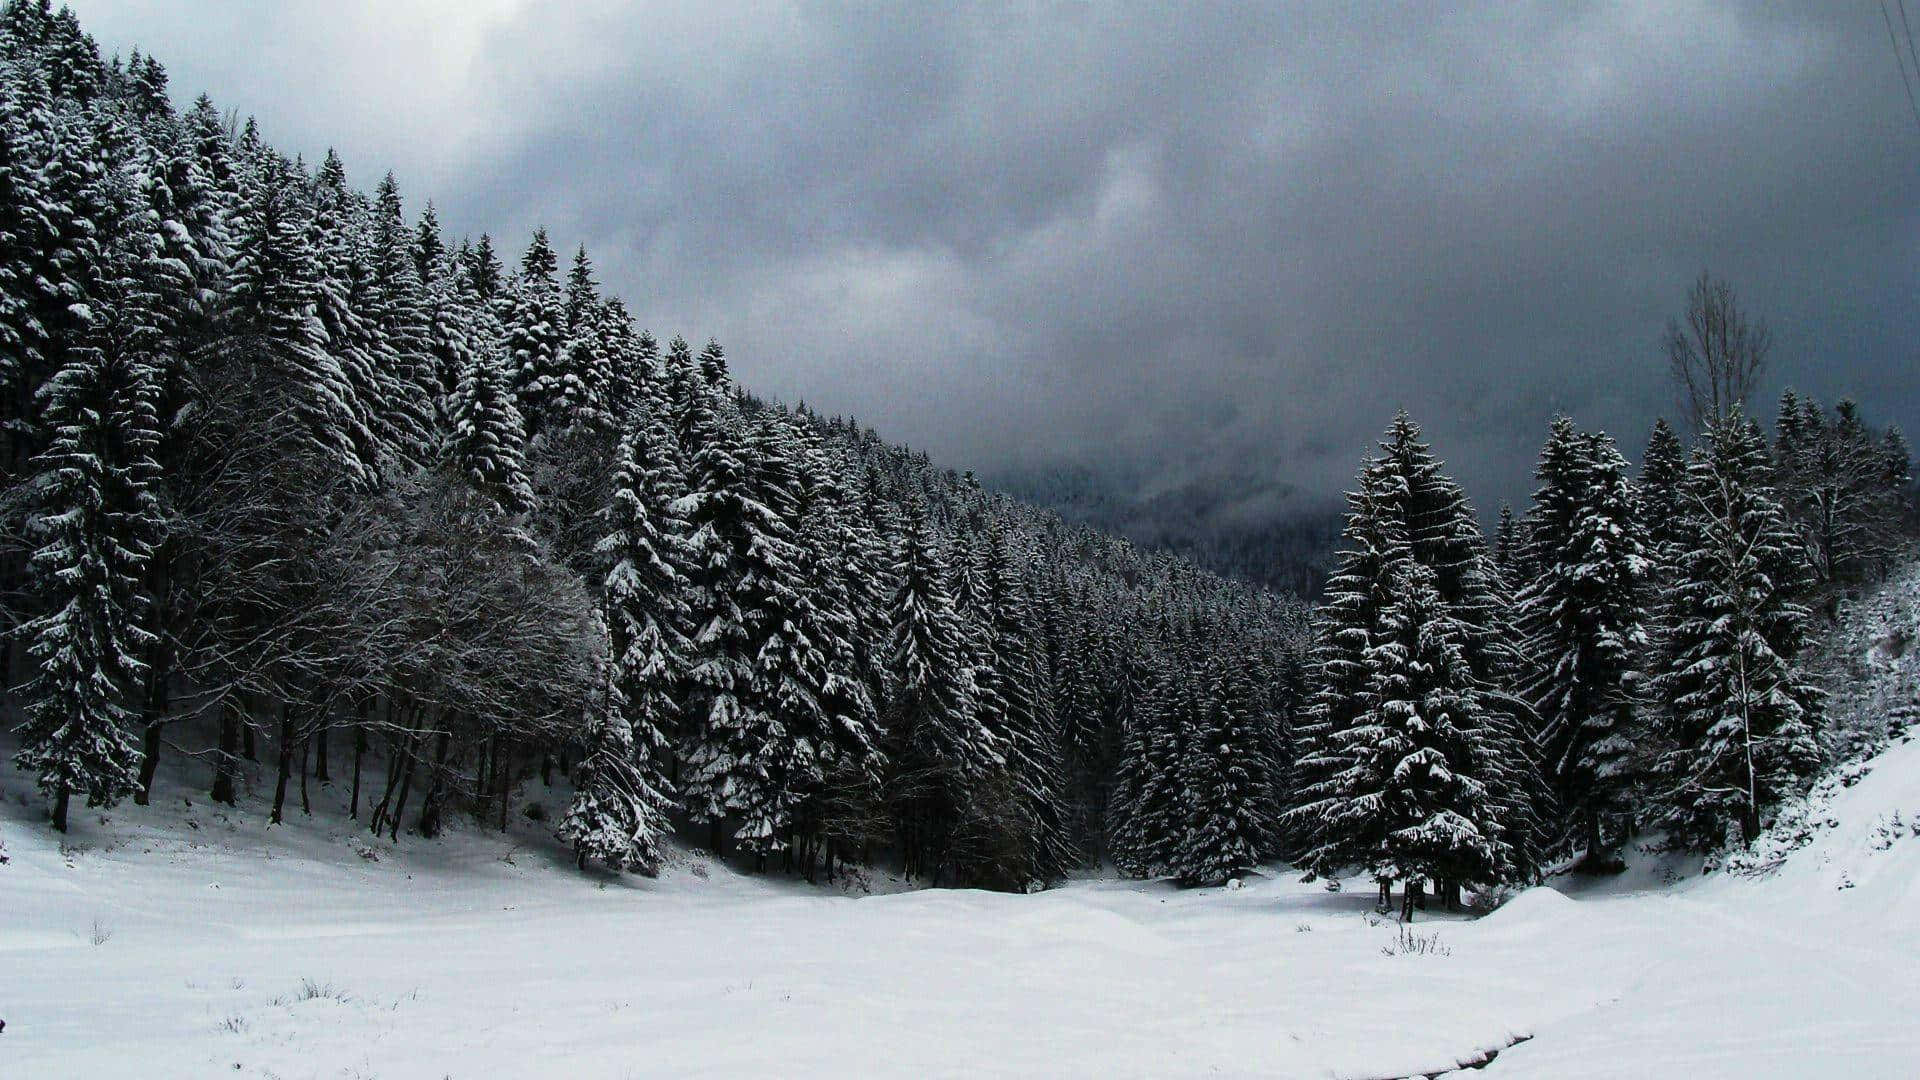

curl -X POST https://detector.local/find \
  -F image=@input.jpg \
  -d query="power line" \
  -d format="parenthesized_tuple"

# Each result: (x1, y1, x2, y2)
(1882, 2, 1920, 138)
(1898, 0, 1920, 85)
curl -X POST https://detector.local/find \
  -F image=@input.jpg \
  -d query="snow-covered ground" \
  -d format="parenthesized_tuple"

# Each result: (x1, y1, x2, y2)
(9, 564, 1920, 1079)
(5, 727, 1918, 1080)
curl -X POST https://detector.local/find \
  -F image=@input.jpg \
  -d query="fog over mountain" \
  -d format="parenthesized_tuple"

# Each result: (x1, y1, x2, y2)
(69, 1, 1920, 533)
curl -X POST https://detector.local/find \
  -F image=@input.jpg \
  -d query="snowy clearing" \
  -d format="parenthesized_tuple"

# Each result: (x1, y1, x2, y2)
(6, 733, 1919, 1079)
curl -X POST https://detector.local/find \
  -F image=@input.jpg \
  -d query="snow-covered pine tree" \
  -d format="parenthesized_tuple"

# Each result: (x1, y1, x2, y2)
(670, 386, 831, 859)
(307, 149, 387, 476)
(506, 227, 563, 436)
(698, 337, 727, 385)
(1106, 648, 1186, 878)
(464, 231, 503, 305)
(364, 172, 435, 469)
(444, 340, 534, 516)
(1515, 418, 1651, 866)
(976, 520, 1077, 882)
(1285, 467, 1409, 858)
(1492, 500, 1527, 587)
(1793, 398, 1904, 586)
(563, 419, 691, 875)
(1300, 562, 1506, 912)
(881, 495, 993, 878)
(549, 245, 611, 433)
(1639, 418, 1688, 585)
(221, 148, 374, 488)
(559, 648, 675, 875)
(1172, 653, 1273, 886)
(1652, 408, 1823, 849)
(12, 235, 164, 831)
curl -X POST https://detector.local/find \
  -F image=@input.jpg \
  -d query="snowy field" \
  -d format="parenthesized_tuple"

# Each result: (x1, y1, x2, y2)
(6, 734, 1919, 1080)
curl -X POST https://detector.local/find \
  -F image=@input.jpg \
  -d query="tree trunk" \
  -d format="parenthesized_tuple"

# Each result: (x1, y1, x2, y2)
(349, 718, 367, 820)
(51, 787, 70, 833)
(270, 704, 296, 825)
(134, 639, 172, 807)
(298, 733, 312, 816)
(497, 737, 514, 831)
(389, 717, 425, 843)
(211, 704, 241, 805)
(417, 727, 452, 838)
(242, 715, 257, 762)
(135, 717, 164, 807)
(314, 725, 330, 784)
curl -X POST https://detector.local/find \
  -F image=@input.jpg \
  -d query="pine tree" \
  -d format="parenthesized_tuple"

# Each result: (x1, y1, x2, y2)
(564, 420, 691, 875)
(1515, 419, 1651, 865)
(1652, 409, 1823, 849)
(506, 228, 564, 435)
(364, 171, 435, 467)
(1172, 654, 1273, 885)
(1106, 652, 1186, 878)
(12, 240, 164, 831)
(444, 344, 534, 516)
(1298, 562, 1505, 907)
(221, 150, 374, 487)
(559, 662, 674, 874)
(1492, 500, 1527, 586)
(672, 386, 818, 857)
(884, 496, 993, 880)
(1640, 419, 1688, 580)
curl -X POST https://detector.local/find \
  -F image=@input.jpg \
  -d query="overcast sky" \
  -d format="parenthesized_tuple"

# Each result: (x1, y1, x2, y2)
(67, 1, 1920, 513)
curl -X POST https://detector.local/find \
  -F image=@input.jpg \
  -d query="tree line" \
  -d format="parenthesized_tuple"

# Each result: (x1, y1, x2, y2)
(1286, 385, 1909, 917)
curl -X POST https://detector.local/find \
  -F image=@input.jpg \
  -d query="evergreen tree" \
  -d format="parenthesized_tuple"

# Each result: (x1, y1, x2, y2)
(884, 496, 992, 881)
(1652, 409, 1823, 849)
(564, 420, 691, 875)
(12, 241, 164, 831)
(1297, 562, 1506, 907)
(559, 661, 673, 874)
(1106, 653, 1185, 878)
(1172, 654, 1273, 885)
(443, 344, 534, 516)
(1640, 418, 1688, 581)
(1515, 419, 1651, 865)
(506, 228, 564, 434)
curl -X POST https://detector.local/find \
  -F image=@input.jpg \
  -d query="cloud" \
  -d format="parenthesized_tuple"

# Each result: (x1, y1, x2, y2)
(69, 1, 1920, 510)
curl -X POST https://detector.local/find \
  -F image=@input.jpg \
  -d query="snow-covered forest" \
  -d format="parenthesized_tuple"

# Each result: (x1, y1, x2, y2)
(6, 4, 1920, 1074)
(4, 0, 1917, 900)
(0, 1, 1306, 891)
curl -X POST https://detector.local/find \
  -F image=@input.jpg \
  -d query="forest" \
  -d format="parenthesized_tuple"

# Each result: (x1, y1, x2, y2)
(2, 1, 1914, 915)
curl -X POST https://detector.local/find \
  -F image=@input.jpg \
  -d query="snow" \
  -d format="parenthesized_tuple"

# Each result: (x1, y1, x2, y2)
(5, 737, 1917, 1080)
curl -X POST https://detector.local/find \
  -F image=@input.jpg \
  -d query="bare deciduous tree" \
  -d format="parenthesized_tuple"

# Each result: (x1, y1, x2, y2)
(1666, 271, 1772, 430)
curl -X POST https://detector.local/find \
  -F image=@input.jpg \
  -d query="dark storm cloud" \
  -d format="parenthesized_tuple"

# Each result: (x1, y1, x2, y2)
(70, 1, 1920, 512)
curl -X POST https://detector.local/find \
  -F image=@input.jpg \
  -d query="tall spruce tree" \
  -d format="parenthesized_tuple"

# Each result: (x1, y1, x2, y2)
(12, 241, 164, 831)
(1516, 419, 1652, 866)
(1652, 409, 1823, 849)
(563, 421, 689, 875)
(1172, 653, 1273, 885)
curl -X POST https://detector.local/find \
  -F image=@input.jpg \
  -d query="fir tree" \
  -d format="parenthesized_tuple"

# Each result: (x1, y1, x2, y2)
(1652, 409, 1823, 849)
(443, 345, 534, 516)
(1298, 562, 1506, 908)
(506, 227, 564, 435)
(12, 242, 164, 831)
(1639, 418, 1688, 580)
(564, 420, 691, 875)
(1516, 419, 1651, 865)
(1172, 654, 1273, 886)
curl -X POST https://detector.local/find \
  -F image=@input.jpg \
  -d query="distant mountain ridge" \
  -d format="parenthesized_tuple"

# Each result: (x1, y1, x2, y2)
(991, 464, 1343, 598)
